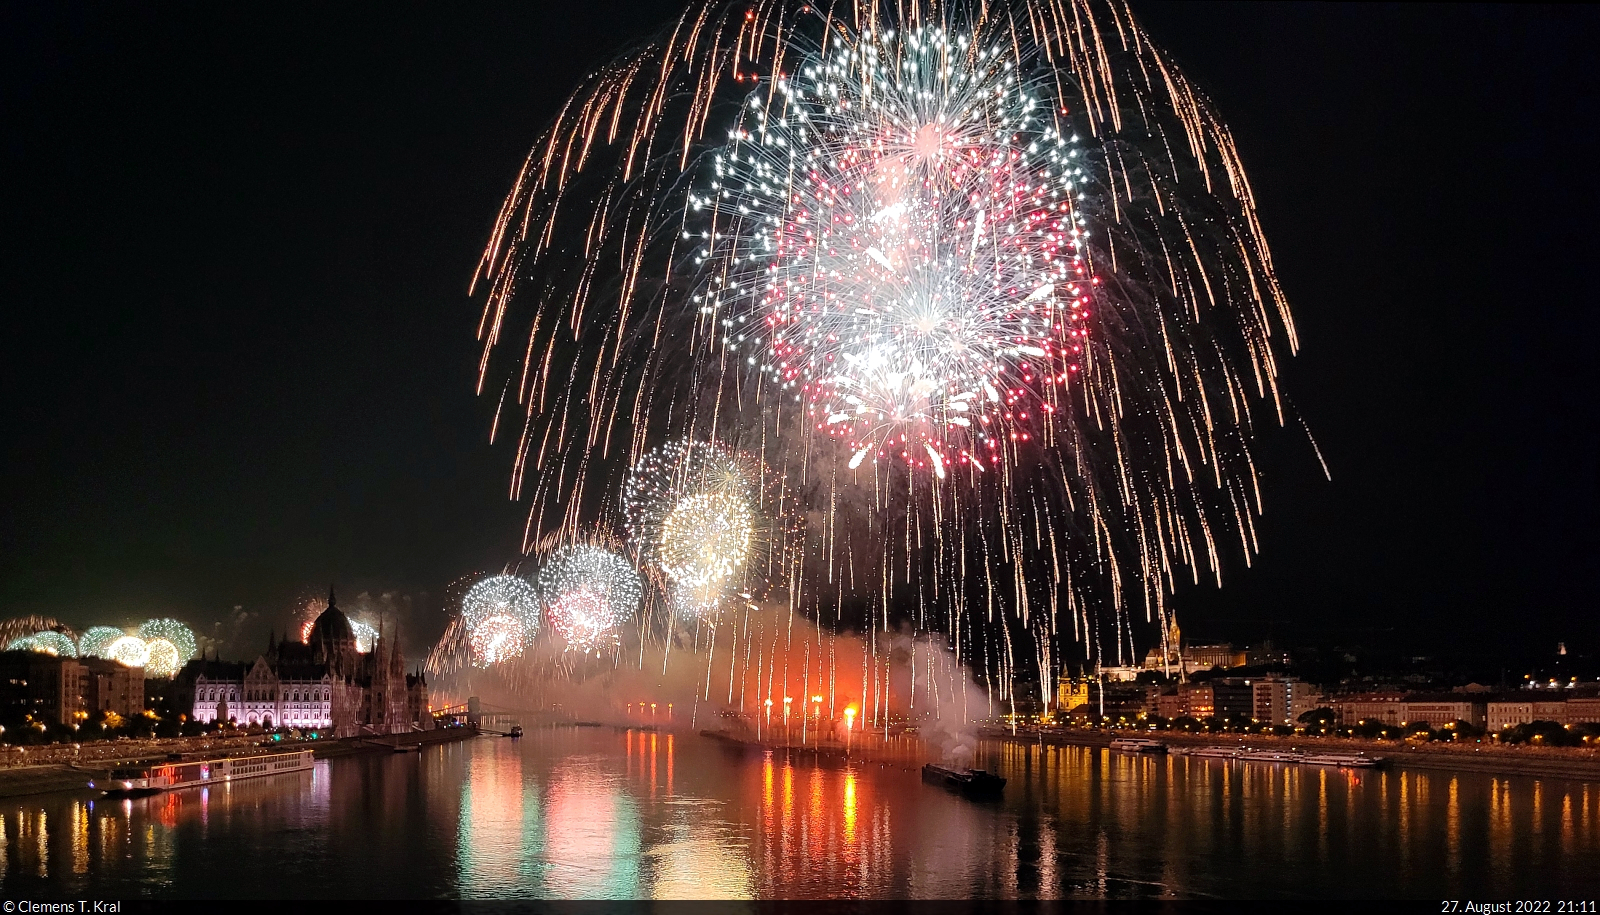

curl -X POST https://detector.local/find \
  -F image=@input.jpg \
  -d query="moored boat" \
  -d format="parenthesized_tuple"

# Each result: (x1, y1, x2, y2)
(101, 749, 314, 797)
(1175, 745, 1245, 759)
(1110, 737, 1168, 753)
(1302, 752, 1384, 768)
(1244, 749, 1306, 763)
(922, 763, 1006, 800)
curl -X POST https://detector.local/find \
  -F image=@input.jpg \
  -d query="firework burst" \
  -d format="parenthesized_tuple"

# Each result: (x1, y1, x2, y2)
(693, 23, 1091, 475)
(461, 575, 541, 668)
(6, 631, 77, 658)
(0, 617, 70, 650)
(623, 439, 768, 620)
(473, 0, 1309, 695)
(78, 626, 126, 659)
(106, 635, 151, 668)
(136, 619, 198, 677)
(538, 542, 642, 653)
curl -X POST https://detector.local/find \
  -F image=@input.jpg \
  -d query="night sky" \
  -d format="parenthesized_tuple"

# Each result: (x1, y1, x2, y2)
(3, 3, 1595, 663)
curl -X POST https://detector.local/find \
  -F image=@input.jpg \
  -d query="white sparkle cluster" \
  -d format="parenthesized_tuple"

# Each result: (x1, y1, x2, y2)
(623, 439, 758, 620)
(538, 545, 643, 653)
(460, 575, 541, 668)
(689, 25, 1094, 477)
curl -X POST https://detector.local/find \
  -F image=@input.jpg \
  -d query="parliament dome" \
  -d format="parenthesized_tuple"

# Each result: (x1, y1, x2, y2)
(308, 587, 357, 664)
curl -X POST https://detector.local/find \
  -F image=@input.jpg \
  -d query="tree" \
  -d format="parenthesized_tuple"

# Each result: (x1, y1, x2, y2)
(1352, 719, 1392, 739)
(1298, 708, 1336, 734)
(1501, 720, 1582, 747)
(1437, 720, 1484, 741)
(1401, 721, 1436, 741)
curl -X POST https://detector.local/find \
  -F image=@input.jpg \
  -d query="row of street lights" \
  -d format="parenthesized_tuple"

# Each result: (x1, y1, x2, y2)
(757, 695, 858, 745)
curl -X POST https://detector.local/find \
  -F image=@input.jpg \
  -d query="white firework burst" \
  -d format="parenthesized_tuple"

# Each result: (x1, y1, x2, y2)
(461, 574, 540, 667)
(692, 24, 1090, 477)
(538, 544, 641, 652)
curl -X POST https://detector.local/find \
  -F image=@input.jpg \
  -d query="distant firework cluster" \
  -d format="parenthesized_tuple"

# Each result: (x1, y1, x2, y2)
(5, 617, 199, 678)
(296, 598, 382, 652)
(435, 440, 787, 674)
(455, 0, 1312, 702)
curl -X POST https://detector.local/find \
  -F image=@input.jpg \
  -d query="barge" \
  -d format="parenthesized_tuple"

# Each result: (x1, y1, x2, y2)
(922, 763, 1006, 800)
(101, 749, 314, 797)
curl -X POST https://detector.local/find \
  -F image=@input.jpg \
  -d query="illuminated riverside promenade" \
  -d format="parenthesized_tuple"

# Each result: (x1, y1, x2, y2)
(0, 727, 1598, 899)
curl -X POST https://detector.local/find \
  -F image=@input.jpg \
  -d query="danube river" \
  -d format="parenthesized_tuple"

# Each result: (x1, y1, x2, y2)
(0, 728, 1596, 899)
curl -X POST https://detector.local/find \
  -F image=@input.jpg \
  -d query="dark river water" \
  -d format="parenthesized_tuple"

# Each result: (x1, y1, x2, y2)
(0, 728, 1595, 899)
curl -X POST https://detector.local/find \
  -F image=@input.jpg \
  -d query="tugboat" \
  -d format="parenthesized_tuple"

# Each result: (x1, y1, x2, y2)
(922, 763, 1006, 800)
(508, 725, 524, 739)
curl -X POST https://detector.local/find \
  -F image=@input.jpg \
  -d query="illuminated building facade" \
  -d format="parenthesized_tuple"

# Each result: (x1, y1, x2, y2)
(1333, 693, 1487, 729)
(177, 589, 430, 736)
(81, 656, 144, 717)
(0, 650, 144, 725)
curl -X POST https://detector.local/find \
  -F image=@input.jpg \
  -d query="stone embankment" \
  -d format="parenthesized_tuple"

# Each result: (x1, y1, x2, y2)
(310, 726, 479, 759)
(987, 726, 1600, 780)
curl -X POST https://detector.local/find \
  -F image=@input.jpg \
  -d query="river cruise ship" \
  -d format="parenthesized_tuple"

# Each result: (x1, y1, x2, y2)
(101, 749, 315, 797)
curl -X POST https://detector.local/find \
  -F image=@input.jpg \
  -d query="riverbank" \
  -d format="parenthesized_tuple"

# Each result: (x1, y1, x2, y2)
(0, 727, 480, 798)
(986, 726, 1600, 780)
(0, 732, 270, 770)
(311, 725, 480, 759)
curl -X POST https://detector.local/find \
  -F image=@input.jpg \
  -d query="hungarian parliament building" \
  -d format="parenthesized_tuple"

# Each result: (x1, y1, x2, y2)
(175, 590, 431, 737)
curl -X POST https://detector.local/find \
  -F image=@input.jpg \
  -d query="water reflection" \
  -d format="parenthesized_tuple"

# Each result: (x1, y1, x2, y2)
(457, 740, 529, 894)
(544, 762, 641, 898)
(0, 734, 1597, 898)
